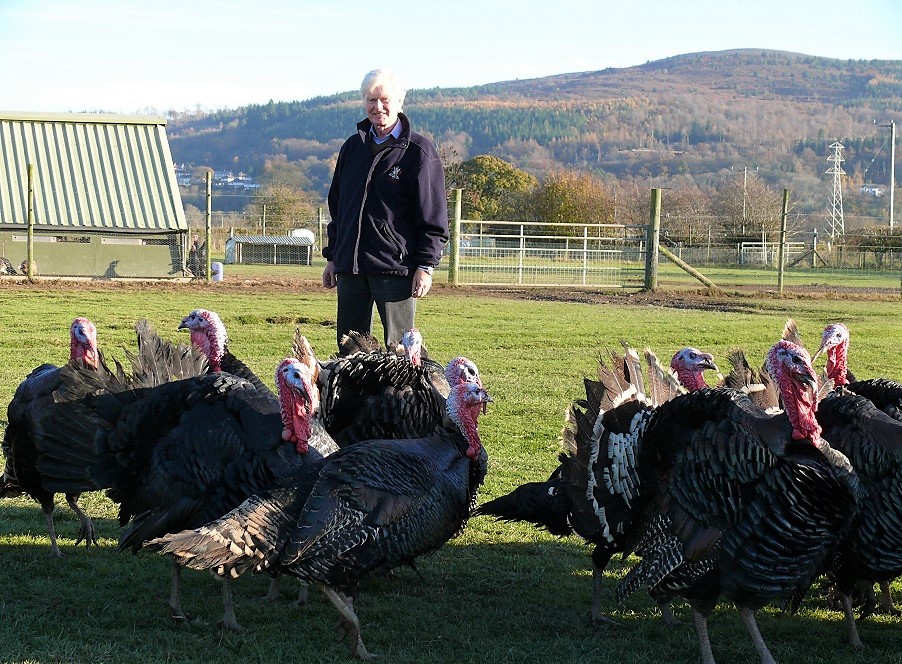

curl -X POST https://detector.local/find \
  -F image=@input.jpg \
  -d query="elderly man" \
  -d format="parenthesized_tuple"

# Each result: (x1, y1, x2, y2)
(322, 69, 448, 352)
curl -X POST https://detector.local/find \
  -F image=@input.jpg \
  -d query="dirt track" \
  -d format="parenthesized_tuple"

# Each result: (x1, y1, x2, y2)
(4, 275, 900, 312)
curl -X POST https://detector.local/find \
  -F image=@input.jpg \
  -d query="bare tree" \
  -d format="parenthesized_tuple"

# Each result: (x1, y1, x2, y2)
(713, 169, 782, 239)
(245, 184, 316, 235)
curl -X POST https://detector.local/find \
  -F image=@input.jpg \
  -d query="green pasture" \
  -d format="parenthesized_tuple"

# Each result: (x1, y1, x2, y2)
(1, 277, 901, 664)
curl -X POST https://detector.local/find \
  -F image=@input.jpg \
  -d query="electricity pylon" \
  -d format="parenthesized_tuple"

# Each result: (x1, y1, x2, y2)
(825, 141, 845, 242)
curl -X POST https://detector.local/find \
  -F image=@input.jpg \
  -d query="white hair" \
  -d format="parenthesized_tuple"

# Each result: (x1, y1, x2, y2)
(360, 69, 406, 106)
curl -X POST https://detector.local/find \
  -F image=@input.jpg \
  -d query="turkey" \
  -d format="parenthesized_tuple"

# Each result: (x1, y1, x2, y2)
(398, 327, 447, 373)
(336, 329, 393, 356)
(297, 327, 481, 447)
(813, 321, 902, 419)
(0, 256, 18, 275)
(720, 348, 783, 412)
(474, 344, 717, 624)
(19, 259, 35, 276)
(615, 339, 863, 664)
(808, 321, 902, 641)
(669, 346, 719, 391)
(147, 377, 492, 660)
(179, 308, 274, 397)
(1, 317, 102, 556)
(34, 356, 337, 630)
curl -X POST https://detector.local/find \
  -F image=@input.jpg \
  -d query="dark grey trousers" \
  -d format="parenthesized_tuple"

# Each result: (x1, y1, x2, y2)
(335, 273, 416, 351)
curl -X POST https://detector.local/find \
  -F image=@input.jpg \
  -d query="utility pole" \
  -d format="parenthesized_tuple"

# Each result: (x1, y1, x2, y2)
(825, 141, 845, 242)
(876, 120, 896, 230)
(742, 166, 748, 235)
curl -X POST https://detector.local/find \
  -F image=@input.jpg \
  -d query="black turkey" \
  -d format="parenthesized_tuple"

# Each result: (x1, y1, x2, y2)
(808, 321, 902, 644)
(147, 377, 492, 660)
(2, 317, 101, 556)
(474, 344, 716, 624)
(0, 257, 18, 275)
(179, 308, 274, 397)
(721, 348, 782, 412)
(295, 327, 481, 447)
(35, 356, 337, 630)
(616, 339, 862, 664)
(813, 321, 902, 418)
(668, 346, 719, 391)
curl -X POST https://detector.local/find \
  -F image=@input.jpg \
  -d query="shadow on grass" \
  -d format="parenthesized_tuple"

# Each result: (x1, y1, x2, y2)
(0, 528, 899, 664)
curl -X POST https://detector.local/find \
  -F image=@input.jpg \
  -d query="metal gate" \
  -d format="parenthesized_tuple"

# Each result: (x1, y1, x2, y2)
(448, 219, 646, 289)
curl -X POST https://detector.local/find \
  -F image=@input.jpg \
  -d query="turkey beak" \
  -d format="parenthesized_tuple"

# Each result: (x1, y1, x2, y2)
(481, 392, 493, 415)
(295, 385, 312, 410)
(798, 371, 818, 401)
(811, 343, 827, 362)
(699, 358, 718, 372)
(178, 319, 188, 331)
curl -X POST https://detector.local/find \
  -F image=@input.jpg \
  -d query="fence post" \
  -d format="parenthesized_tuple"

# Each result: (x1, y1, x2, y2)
(518, 225, 525, 285)
(644, 188, 661, 290)
(582, 226, 588, 285)
(205, 171, 212, 283)
(26, 163, 35, 282)
(449, 189, 461, 286)
(777, 189, 789, 294)
(317, 207, 325, 257)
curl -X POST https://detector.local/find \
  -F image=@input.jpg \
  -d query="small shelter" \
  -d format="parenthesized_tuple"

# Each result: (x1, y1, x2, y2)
(0, 111, 189, 278)
(225, 233, 314, 266)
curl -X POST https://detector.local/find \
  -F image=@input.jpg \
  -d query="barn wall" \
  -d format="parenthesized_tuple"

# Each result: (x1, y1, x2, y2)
(0, 230, 185, 278)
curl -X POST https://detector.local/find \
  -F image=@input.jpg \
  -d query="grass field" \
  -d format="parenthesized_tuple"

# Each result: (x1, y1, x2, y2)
(1, 273, 901, 664)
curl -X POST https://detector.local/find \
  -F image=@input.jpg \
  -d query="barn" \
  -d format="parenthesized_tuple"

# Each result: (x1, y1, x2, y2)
(0, 111, 190, 278)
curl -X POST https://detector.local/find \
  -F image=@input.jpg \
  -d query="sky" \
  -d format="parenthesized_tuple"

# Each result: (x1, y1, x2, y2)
(1, 0, 901, 115)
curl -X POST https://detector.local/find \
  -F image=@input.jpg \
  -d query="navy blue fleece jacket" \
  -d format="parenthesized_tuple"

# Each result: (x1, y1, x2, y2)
(324, 112, 449, 275)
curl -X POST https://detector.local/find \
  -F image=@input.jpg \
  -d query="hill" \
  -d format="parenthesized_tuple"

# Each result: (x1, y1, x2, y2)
(167, 49, 902, 219)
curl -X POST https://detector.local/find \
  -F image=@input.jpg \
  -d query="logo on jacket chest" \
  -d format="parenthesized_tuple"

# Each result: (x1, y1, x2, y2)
(388, 166, 402, 180)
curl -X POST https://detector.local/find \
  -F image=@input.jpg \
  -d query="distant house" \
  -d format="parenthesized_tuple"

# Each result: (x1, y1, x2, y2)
(860, 184, 885, 197)
(0, 111, 190, 278)
(212, 170, 260, 190)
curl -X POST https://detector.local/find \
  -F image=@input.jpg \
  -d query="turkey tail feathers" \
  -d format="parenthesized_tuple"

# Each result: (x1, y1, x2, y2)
(148, 487, 312, 578)
(126, 319, 208, 386)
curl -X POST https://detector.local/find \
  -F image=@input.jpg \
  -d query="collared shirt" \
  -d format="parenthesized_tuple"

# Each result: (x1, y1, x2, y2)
(370, 120, 402, 144)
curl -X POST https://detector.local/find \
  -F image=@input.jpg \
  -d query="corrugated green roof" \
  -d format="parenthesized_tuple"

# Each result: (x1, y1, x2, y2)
(0, 111, 187, 233)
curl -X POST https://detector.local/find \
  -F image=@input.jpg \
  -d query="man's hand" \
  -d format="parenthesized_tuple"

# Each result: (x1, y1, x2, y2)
(412, 268, 433, 298)
(322, 261, 336, 288)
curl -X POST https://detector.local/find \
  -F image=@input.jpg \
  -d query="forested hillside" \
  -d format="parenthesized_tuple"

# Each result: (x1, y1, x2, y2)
(167, 49, 902, 221)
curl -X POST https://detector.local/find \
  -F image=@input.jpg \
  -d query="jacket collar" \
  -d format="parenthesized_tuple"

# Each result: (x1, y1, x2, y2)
(357, 111, 411, 147)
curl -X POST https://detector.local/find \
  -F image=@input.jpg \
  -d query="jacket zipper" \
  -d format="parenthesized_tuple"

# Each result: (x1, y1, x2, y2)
(352, 149, 388, 274)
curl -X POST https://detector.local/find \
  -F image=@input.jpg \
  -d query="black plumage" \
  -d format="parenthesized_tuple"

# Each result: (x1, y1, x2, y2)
(2, 317, 102, 556)
(0, 256, 18, 275)
(147, 378, 492, 660)
(297, 327, 481, 447)
(617, 340, 863, 664)
(34, 355, 336, 629)
(474, 344, 715, 624)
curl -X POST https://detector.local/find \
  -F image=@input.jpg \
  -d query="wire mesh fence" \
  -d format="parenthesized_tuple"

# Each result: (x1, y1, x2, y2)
(447, 218, 902, 293)
(451, 220, 647, 288)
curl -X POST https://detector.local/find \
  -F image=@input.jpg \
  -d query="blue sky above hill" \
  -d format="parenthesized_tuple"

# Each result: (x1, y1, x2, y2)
(2, 0, 901, 114)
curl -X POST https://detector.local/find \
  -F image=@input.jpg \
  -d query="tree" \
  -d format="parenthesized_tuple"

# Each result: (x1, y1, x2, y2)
(261, 155, 313, 191)
(713, 169, 783, 239)
(659, 185, 713, 242)
(528, 170, 615, 236)
(183, 204, 205, 228)
(449, 155, 537, 221)
(245, 184, 316, 235)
